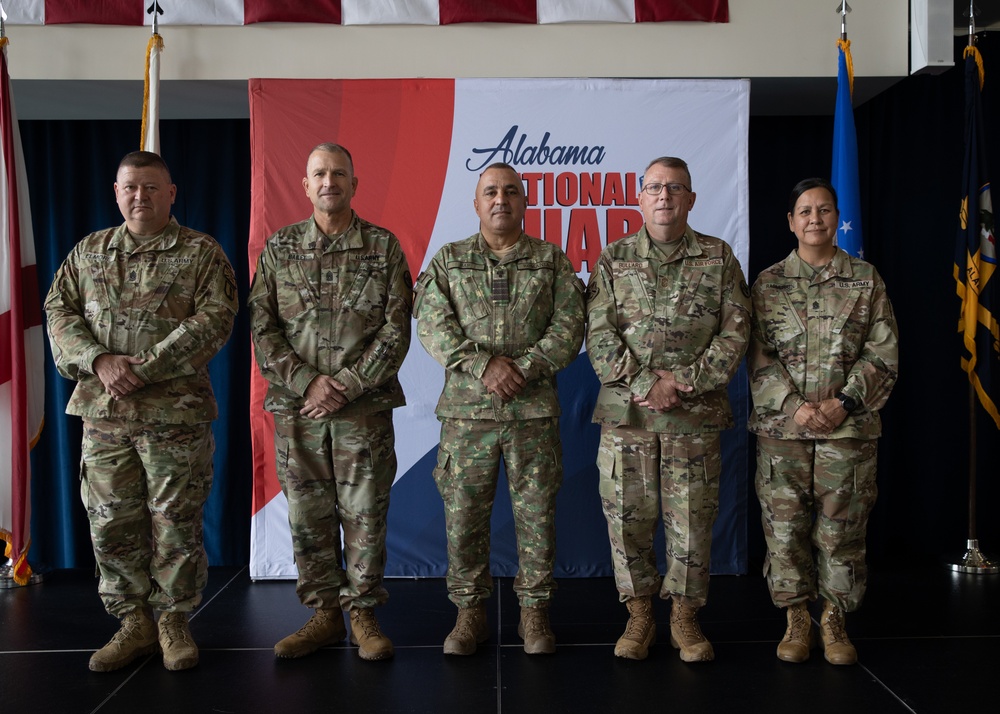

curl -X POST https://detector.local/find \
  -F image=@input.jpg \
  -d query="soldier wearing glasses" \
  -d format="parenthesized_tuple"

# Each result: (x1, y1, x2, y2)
(586, 156, 751, 662)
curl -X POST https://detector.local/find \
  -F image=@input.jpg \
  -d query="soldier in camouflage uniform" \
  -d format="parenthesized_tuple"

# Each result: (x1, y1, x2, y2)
(748, 178, 898, 665)
(586, 156, 751, 662)
(249, 144, 411, 662)
(414, 162, 584, 656)
(44, 151, 237, 673)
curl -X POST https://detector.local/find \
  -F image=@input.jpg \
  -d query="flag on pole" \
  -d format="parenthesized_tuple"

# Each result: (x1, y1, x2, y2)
(955, 45, 999, 430)
(1, 35, 45, 585)
(141, 31, 163, 153)
(831, 37, 863, 258)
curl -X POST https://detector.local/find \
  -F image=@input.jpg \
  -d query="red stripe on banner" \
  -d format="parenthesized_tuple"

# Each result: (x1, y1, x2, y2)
(45, 0, 143, 25)
(1, 43, 33, 582)
(333, 80, 454, 272)
(244, 0, 342, 24)
(635, 0, 729, 23)
(440, 0, 536, 24)
(375, 81, 454, 272)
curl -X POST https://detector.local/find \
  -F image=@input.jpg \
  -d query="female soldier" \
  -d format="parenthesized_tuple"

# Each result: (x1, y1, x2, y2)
(748, 178, 898, 665)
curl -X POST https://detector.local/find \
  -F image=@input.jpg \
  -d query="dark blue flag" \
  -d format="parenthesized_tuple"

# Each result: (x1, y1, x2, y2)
(954, 47, 999, 429)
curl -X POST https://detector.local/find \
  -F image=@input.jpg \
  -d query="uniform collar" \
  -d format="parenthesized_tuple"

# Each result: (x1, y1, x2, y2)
(310, 211, 363, 253)
(636, 224, 701, 263)
(784, 247, 854, 281)
(109, 216, 181, 253)
(475, 231, 529, 262)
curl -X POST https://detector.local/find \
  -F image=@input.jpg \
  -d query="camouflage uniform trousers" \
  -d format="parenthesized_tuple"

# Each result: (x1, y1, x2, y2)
(433, 417, 563, 608)
(755, 436, 878, 612)
(598, 426, 721, 608)
(273, 410, 396, 611)
(80, 418, 214, 618)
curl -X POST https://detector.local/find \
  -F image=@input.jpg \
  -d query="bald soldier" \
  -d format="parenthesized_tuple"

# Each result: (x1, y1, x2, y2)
(45, 150, 237, 672)
(414, 162, 585, 656)
(586, 156, 751, 662)
(249, 143, 412, 661)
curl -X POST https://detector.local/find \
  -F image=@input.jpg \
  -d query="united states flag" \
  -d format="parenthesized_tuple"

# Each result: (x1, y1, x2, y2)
(4, 1, 728, 26)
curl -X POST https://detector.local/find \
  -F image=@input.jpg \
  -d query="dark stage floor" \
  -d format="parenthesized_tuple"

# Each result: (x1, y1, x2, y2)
(1, 566, 997, 713)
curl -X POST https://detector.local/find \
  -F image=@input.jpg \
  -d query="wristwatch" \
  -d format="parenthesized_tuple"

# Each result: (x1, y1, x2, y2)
(836, 392, 858, 413)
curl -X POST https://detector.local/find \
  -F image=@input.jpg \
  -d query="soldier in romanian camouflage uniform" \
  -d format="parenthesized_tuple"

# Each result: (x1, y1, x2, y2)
(414, 162, 584, 656)
(748, 178, 898, 666)
(44, 151, 237, 673)
(586, 156, 751, 663)
(249, 144, 411, 662)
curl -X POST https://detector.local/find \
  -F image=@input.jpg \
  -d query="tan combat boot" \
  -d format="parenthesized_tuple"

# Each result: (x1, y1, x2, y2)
(518, 606, 556, 655)
(776, 602, 814, 663)
(274, 608, 346, 658)
(89, 608, 158, 672)
(669, 597, 714, 662)
(443, 603, 489, 655)
(820, 600, 857, 665)
(158, 612, 199, 671)
(614, 596, 656, 660)
(349, 608, 394, 661)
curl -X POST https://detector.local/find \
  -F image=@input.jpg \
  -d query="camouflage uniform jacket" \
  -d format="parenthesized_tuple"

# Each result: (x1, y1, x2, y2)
(44, 218, 237, 424)
(249, 213, 411, 417)
(586, 225, 751, 433)
(414, 232, 585, 421)
(748, 247, 898, 440)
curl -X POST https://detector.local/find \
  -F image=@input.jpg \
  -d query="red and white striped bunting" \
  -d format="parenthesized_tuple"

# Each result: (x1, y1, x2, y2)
(3, 1, 728, 26)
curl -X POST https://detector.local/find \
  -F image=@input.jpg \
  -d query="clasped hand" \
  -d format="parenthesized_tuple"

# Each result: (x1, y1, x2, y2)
(793, 398, 848, 434)
(93, 353, 146, 400)
(481, 356, 527, 402)
(301, 375, 350, 419)
(632, 370, 693, 413)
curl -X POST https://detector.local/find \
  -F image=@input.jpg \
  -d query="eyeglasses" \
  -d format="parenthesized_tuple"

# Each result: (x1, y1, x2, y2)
(641, 182, 690, 196)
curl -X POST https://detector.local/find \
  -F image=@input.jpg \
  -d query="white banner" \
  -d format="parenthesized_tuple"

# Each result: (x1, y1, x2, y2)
(249, 77, 750, 580)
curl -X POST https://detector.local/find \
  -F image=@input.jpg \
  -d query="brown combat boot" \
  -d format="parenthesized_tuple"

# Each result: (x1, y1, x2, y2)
(349, 608, 394, 661)
(274, 608, 346, 658)
(614, 596, 656, 660)
(820, 600, 857, 665)
(158, 612, 199, 671)
(669, 597, 714, 662)
(518, 606, 556, 655)
(443, 603, 489, 655)
(776, 602, 814, 663)
(89, 608, 158, 672)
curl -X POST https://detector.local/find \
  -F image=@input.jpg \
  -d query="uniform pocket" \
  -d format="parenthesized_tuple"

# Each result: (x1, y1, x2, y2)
(344, 262, 388, 311)
(625, 271, 654, 316)
(597, 439, 620, 503)
(847, 450, 878, 531)
(457, 274, 491, 321)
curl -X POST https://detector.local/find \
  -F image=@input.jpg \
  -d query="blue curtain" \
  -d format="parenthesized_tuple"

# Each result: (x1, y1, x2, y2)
(22, 119, 253, 568)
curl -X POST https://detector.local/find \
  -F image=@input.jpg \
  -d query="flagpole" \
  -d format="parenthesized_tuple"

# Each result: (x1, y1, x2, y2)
(949, 4, 997, 575)
(141, 2, 163, 154)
